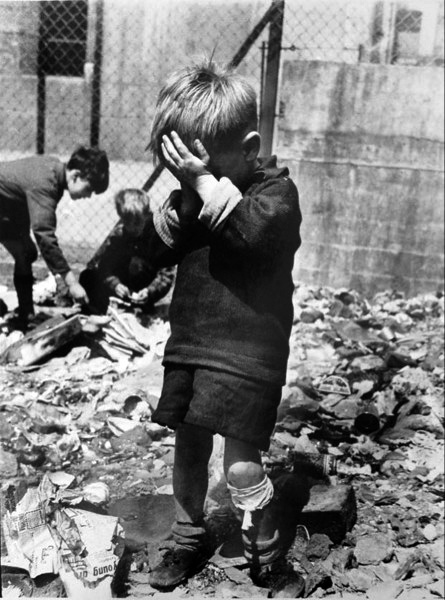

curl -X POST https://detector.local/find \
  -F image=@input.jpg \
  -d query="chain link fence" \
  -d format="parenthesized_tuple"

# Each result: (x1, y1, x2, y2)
(0, 0, 443, 279)
(284, 1, 444, 66)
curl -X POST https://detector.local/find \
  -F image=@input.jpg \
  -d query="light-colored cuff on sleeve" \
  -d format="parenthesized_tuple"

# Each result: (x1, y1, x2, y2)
(197, 176, 243, 231)
(153, 193, 182, 249)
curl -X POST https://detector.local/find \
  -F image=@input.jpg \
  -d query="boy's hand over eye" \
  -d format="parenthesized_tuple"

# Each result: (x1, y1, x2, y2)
(161, 131, 210, 190)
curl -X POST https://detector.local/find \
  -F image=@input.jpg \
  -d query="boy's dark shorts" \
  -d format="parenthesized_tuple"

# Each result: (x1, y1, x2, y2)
(151, 364, 282, 451)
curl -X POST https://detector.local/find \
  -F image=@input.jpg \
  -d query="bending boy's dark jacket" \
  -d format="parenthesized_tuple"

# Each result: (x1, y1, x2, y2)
(152, 156, 302, 385)
(0, 156, 69, 274)
(86, 216, 175, 303)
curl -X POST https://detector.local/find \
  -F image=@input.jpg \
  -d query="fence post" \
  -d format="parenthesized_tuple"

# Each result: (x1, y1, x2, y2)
(90, 0, 104, 147)
(259, 0, 284, 157)
(36, 2, 46, 154)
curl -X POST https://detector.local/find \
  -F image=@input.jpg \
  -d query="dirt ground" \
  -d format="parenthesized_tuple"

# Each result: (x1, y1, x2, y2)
(0, 283, 444, 599)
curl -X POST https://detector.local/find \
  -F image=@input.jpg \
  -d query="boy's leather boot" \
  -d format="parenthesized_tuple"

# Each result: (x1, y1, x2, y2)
(148, 522, 210, 590)
(242, 472, 309, 595)
(148, 543, 209, 590)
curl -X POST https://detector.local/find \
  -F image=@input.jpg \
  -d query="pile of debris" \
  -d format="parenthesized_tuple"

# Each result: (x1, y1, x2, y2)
(0, 284, 443, 598)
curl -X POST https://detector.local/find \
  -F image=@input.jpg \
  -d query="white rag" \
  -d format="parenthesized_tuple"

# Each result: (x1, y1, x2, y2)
(227, 475, 274, 530)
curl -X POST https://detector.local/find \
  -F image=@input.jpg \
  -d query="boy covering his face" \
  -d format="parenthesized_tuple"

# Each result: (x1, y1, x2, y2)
(146, 61, 304, 590)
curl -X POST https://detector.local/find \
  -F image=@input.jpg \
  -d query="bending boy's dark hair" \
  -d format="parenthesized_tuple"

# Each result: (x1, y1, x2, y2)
(149, 61, 258, 162)
(67, 145, 109, 194)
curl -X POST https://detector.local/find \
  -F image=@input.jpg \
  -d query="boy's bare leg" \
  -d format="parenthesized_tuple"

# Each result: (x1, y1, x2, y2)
(224, 437, 279, 569)
(224, 436, 305, 593)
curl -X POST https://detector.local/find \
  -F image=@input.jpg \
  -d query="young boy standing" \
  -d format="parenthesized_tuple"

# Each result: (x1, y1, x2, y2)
(147, 62, 303, 590)
(79, 188, 175, 314)
(0, 146, 109, 328)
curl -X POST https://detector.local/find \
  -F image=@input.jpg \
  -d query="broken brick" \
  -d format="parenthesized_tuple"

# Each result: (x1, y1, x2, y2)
(299, 484, 357, 544)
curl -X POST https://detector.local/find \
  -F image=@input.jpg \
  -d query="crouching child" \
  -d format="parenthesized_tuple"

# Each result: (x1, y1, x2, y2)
(79, 188, 175, 314)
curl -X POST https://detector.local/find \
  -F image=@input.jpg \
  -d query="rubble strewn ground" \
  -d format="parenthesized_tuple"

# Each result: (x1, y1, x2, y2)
(0, 283, 444, 599)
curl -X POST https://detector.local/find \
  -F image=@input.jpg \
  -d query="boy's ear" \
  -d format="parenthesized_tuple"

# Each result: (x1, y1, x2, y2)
(241, 131, 261, 162)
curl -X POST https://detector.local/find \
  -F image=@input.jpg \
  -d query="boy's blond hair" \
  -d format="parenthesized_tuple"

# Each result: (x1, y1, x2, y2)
(115, 188, 151, 222)
(149, 61, 258, 161)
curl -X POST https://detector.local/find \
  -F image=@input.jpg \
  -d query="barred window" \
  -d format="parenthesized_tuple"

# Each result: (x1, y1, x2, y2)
(38, 0, 88, 76)
(393, 8, 422, 64)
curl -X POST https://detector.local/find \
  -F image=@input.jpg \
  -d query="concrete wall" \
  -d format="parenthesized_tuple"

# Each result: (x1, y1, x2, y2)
(99, 0, 269, 160)
(0, 1, 38, 154)
(276, 61, 444, 295)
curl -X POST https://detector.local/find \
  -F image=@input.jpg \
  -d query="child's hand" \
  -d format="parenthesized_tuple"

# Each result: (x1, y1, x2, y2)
(161, 131, 210, 189)
(68, 282, 89, 305)
(131, 288, 150, 305)
(115, 283, 131, 300)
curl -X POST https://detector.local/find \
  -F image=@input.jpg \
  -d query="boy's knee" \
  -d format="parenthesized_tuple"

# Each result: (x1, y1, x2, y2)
(224, 437, 263, 488)
(2, 237, 36, 272)
(226, 461, 264, 489)
(14, 256, 34, 277)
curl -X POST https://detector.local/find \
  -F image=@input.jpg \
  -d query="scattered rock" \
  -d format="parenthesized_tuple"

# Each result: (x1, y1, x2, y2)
(428, 578, 445, 596)
(342, 567, 376, 591)
(300, 307, 325, 323)
(303, 564, 332, 597)
(305, 533, 333, 561)
(354, 533, 393, 565)
(422, 524, 438, 542)
(300, 484, 357, 544)
(0, 447, 18, 478)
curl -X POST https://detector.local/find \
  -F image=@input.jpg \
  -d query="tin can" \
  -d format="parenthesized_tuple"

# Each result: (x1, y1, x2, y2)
(354, 400, 380, 434)
(292, 452, 338, 478)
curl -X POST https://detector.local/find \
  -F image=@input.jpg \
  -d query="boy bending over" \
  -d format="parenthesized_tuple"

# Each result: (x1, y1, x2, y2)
(79, 188, 175, 314)
(0, 146, 109, 328)
(148, 62, 304, 590)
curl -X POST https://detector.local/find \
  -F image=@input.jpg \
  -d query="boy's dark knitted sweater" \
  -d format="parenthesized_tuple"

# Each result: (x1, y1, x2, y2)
(157, 156, 302, 385)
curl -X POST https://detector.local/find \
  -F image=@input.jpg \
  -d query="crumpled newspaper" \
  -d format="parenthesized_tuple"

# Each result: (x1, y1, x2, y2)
(33, 274, 57, 305)
(1, 473, 124, 598)
(98, 307, 170, 362)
